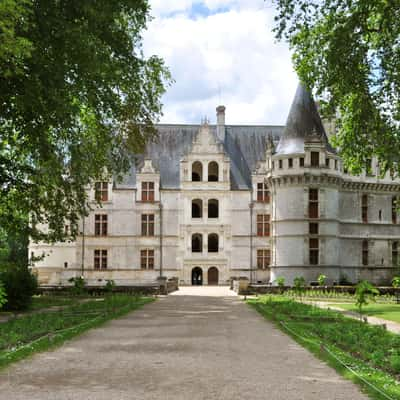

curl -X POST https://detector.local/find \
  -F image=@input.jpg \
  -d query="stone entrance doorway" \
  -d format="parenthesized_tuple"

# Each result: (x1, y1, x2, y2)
(207, 267, 218, 285)
(191, 267, 203, 285)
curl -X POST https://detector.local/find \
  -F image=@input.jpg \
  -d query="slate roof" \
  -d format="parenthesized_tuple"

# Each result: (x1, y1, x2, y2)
(275, 83, 335, 155)
(115, 124, 284, 191)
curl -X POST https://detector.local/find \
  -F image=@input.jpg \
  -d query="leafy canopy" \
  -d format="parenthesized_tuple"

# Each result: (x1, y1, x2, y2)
(272, 0, 400, 175)
(0, 0, 170, 243)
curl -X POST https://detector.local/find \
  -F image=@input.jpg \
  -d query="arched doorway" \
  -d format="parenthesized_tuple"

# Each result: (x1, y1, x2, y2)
(191, 267, 203, 285)
(208, 267, 218, 285)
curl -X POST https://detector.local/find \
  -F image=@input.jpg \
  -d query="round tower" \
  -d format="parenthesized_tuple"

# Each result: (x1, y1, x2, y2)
(268, 84, 341, 285)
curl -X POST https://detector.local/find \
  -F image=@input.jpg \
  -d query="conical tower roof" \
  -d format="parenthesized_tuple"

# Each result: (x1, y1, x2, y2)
(275, 83, 334, 155)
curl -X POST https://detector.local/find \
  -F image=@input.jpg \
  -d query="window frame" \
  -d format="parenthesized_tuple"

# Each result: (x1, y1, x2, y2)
(140, 249, 154, 270)
(256, 182, 270, 203)
(94, 214, 108, 236)
(94, 249, 108, 270)
(141, 214, 155, 236)
(309, 238, 319, 265)
(257, 214, 270, 237)
(95, 181, 108, 202)
(141, 181, 155, 202)
(257, 249, 271, 269)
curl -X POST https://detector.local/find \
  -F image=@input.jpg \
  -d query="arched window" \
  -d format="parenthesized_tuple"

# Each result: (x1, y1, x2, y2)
(192, 199, 203, 218)
(192, 234, 203, 253)
(208, 233, 219, 253)
(192, 161, 203, 181)
(208, 199, 219, 218)
(208, 161, 219, 181)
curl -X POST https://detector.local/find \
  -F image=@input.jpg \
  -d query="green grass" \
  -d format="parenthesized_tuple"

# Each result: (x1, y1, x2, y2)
(0, 294, 154, 369)
(333, 302, 400, 324)
(28, 295, 83, 311)
(248, 296, 400, 400)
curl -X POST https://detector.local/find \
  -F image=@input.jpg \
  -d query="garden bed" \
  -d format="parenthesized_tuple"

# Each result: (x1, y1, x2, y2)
(0, 294, 154, 369)
(248, 296, 400, 400)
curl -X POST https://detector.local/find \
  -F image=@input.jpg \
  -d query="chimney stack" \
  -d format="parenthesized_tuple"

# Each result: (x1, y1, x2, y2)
(216, 105, 226, 142)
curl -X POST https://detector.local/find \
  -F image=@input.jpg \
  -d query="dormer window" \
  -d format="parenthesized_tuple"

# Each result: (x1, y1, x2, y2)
(95, 182, 108, 201)
(142, 182, 154, 202)
(257, 183, 270, 203)
(208, 161, 219, 181)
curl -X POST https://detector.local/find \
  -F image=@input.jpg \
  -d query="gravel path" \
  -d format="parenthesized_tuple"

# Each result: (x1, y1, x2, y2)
(0, 291, 368, 400)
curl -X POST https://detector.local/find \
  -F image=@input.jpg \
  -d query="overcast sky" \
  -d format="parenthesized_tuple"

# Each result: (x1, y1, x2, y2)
(143, 0, 298, 125)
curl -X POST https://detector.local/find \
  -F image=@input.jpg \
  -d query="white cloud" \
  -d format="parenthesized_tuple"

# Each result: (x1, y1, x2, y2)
(144, 1, 298, 124)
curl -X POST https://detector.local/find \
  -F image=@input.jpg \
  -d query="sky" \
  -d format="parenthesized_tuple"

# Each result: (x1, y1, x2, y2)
(143, 0, 298, 125)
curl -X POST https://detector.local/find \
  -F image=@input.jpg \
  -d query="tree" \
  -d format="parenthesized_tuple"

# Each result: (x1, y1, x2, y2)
(355, 280, 379, 319)
(272, 0, 400, 175)
(0, 0, 170, 243)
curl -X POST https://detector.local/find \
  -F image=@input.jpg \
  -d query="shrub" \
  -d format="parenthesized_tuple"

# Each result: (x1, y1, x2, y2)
(0, 281, 7, 309)
(276, 277, 285, 288)
(355, 280, 379, 318)
(293, 276, 306, 295)
(105, 279, 116, 293)
(68, 276, 86, 296)
(0, 265, 37, 310)
(317, 274, 327, 286)
(392, 276, 400, 288)
(389, 354, 400, 373)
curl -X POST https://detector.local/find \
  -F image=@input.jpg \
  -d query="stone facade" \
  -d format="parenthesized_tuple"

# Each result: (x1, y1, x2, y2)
(30, 85, 400, 286)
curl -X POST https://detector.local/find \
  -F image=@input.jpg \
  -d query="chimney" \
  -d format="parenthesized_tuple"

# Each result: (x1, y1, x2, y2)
(216, 105, 226, 142)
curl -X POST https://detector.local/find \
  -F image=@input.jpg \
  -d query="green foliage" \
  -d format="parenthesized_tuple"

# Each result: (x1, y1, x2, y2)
(293, 276, 306, 294)
(105, 279, 116, 293)
(389, 353, 400, 374)
(391, 276, 400, 288)
(272, 0, 400, 176)
(317, 274, 327, 286)
(68, 277, 86, 296)
(0, 281, 7, 310)
(0, 294, 153, 368)
(0, 264, 37, 310)
(249, 296, 400, 398)
(0, 0, 171, 243)
(276, 277, 285, 288)
(355, 280, 379, 317)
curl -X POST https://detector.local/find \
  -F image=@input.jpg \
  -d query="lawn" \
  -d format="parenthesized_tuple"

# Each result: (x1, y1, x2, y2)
(333, 302, 400, 323)
(0, 294, 154, 369)
(249, 296, 400, 400)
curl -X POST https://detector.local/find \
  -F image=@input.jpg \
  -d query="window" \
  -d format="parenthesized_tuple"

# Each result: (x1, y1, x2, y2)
(95, 182, 108, 201)
(362, 240, 368, 266)
(325, 158, 330, 168)
(361, 194, 368, 223)
(257, 249, 271, 269)
(64, 262, 68, 268)
(208, 199, 219, 218)
(379, 210, 382, 221)
(95, 214, 108, 236)
(279, 159, 283, 169)
(257, 214, 270, 237)
(208, 234, 219, 252)
(141, 214, 154, 236)
(288, 158, 293, 168)
(392, 197, 397, 224)
(192, 234, 202, 253)
(192, 161, 203, 181)
(309, 222, 319, 235)
(309, 189, 319, 219)
(208, 161, 219, 181)
(334, 159, 338, 170)
(393, 242, 398, 267)
(257, 182, 270, 203)
(142, 182, 154, 201)
(140, 249, 154, 269)
(309, 238, 319, 265)
(192, 199, 203, 218)
(299, 157, 304, 167)
(94, 249, 107, 269)
(311, 152, 319, 167)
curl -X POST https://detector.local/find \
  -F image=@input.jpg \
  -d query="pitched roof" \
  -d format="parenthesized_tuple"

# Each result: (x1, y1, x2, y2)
(115, 124, 284, 190)
(275, 83, 335, 155)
